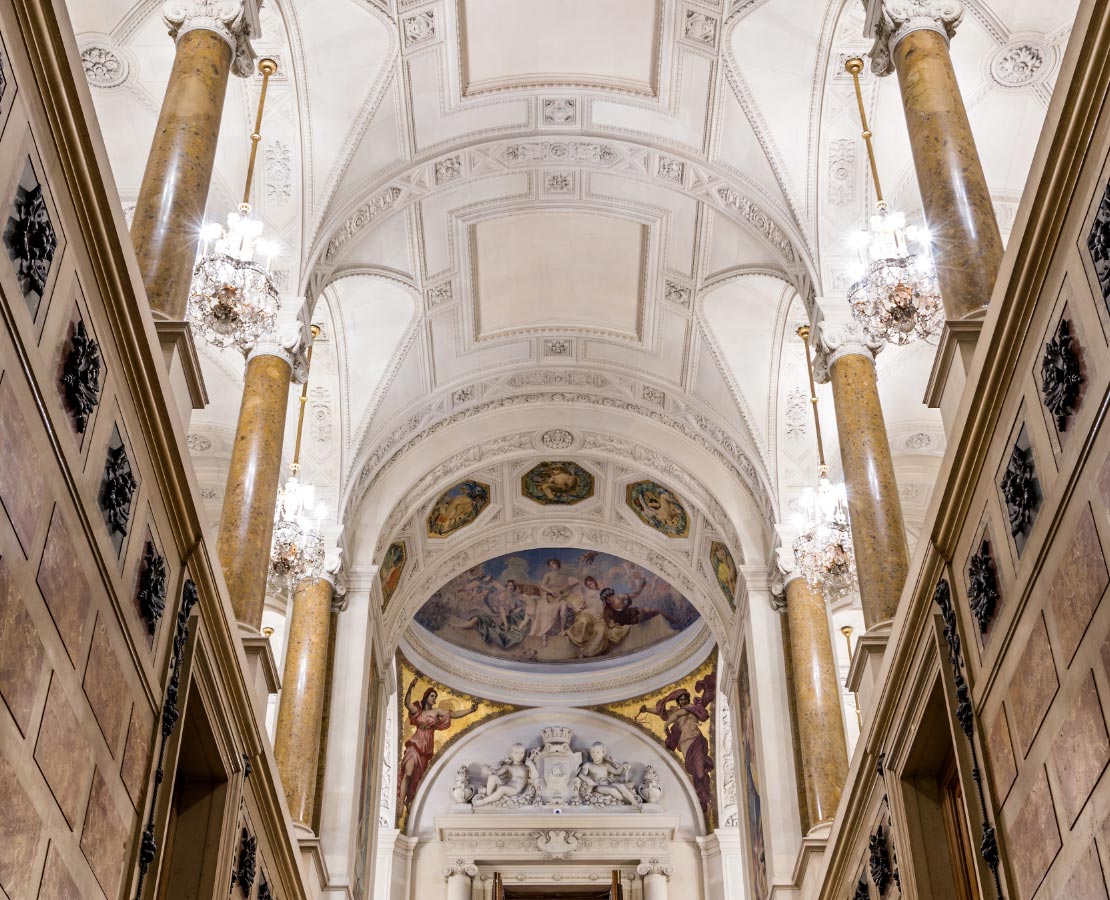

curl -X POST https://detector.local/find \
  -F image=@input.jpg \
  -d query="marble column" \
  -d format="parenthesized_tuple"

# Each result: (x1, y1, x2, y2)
(815, 322, 909, 628)
(637, 861, 672, 900)
(444, 862, 477, 900)
(780, 566, 849, 827)
(866, 0, 1002, 321)
(274, 569, 338, 829)
(218, 322, 308, 630)
(131, 1, 257, 320)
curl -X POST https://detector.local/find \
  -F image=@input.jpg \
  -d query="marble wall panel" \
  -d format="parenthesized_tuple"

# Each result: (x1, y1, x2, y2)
(1006, 766, 1061, 900)
(35, 506, 92, 668)
(34, 676, 92, 828)
(0, 556, 47, 735)
(120, 707, 152, 808)
(38, 844, 82, 900)
(0, 749, 43, 900)
(1048, 673, 1109, 826)
(82, 615, 130, 756)
(1048, 505, 1109, 665)
(0, 374, 48, 555)
(986, 704, 1018, 802)
(79, 768, 128, 899)
(1053, 843, 1108, 900)
(1008, 615, 1060, 756)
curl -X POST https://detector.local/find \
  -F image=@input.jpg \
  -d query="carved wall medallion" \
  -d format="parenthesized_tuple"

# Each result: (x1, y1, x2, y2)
(137, 541, 168, 636)
(426, 281, 453, 308)
(541, 429, 575, 450)
(664, 280, 691, 308)
(1088, 178, 1110, 306)
(869, 825, 892, 894)
(232, 827, 257, 897)
(5, 167, 58, 312)
(100, 431, 138, 542)
(827, 139, 857, 206)
(542, 99, 576, 125)
(435, 155, 463, 184)
(966, 539, 999, 635)
(1041, 317, 1082, 431)
(1000, 435, 1040, 546)
(79, 42, 129, 89)
(402, 11, 436, 46)
(988, 40, 1050, 89)
(684, 10, 719, 45)
(62, 318, 101, 434)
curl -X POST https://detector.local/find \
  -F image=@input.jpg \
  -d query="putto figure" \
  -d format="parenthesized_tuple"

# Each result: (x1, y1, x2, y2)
(578, 742, 641, 808)
(472, 743, 538, 807)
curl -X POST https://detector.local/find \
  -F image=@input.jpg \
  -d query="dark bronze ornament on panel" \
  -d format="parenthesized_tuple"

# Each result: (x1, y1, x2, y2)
(1000, 442, 1038, 541)
(136, 541, 167, 636)
(934, 579, 1005, 900)
(852, 875, 870, 900)
(233, 827, 257, 897)
(62, 319, 101, 433)
(133, 580, 199, 900)
(1087, 181, 1110, 304)
(1041, 318, 1082, 432)
(100, 442, 137, 537)
(967, 539, 1000, 635)
(4, 180, 57, 300)
(258, 875, 273, 900)
(869, 826, 892, 895)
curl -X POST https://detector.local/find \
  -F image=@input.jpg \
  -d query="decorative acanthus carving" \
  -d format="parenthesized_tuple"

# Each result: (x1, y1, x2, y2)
(812, 318, 884, 383)
(62, 319, 102, 434)
(100, 440, 138, 538)
(80, 43, 129, 88)
(966, 539, 999, 635)
(5, 176, 58, 302)
(867, 1, 965, 77)
(232, 826, 257, 896)
(163, 1, 259, 77)
(325, 186, 402, 261)
(534, 829, 580, 859)
(869, 825, 892, 894)
(265, 140, 292, 204)
(1000, 439, 1039, 542)
(1041, 318, 1083, 432)
(462, 727, 660, 811)
(137, 541, 169, 636)
(989, 40, 1049, 89)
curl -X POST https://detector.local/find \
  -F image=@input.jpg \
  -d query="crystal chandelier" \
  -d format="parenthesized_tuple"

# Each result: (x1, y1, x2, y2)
(844, 57, 943, 346)
(187, 58, 281, 352)
(790, 326, 857, 601)
(269, 326, 326, 590)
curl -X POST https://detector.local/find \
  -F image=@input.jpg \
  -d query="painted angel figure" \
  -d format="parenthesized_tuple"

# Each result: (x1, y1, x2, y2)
(398, 680, 479, 812)
(639, 680, 715, 814)
(471, 743, 538, 807)
(577, 742, 642, 807)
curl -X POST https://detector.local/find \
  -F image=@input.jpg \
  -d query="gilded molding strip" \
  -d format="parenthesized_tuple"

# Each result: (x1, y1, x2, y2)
(933, 579, 1004, 900)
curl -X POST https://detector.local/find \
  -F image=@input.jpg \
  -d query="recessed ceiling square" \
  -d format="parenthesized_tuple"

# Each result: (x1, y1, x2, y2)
(459, 0, 661, 96)
(471, 211, 647, 341)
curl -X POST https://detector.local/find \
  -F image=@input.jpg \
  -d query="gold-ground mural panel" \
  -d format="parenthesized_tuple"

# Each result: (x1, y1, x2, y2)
(427, 479, 490, 537)
(396, 654, 514, 830)
(626, 479, 690, 538)
(521, 460, 595, 505)
(599, 654, 717, 826)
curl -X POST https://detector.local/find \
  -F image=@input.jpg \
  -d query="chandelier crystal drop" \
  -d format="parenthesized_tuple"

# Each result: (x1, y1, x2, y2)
(268, 325, 325, 590)
(843, 57, 944, 346)
(791, 326, 858, 601)
(187, 58, 282, 353)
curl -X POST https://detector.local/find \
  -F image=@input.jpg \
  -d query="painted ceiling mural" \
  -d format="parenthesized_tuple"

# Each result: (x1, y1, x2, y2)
(521, 460, 595, 505)
(426, 479, 490, 538)
(413, 547, 701, 664)
(626, 479, 690, 538)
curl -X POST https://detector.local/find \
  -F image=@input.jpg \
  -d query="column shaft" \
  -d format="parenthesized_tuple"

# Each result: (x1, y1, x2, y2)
(784, 576, 849, 826)
(217, 352, 291, 629)
(892, 28, 1003, 319)
(274, 576, 333, 827)
(829, 352, 909, 626)
(446, 873, 472, 900)
(131, 29, 233, 319)
(643, 873, 669, 900)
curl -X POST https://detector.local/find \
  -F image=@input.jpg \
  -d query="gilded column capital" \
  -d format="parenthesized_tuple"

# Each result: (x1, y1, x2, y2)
(812, 319, 884, 384)
(163, 0, 261, 77)
(865, 0, 965, 76)
(636, 859, 674, 878)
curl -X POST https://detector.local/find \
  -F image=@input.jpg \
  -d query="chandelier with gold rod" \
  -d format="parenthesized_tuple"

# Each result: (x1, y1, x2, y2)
(790, 326, 857, 601)
(187, 57, 282, 351)
(844, 56, 943, 346)
(269, 326, 326, 591)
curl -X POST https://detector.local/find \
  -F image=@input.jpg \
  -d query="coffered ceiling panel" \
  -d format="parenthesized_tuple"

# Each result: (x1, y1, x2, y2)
(458, 0, 663, 96)
(471, 211, 647, 341)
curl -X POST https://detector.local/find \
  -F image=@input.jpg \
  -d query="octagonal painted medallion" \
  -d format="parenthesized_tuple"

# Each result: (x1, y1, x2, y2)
(521, 460, 595, 505)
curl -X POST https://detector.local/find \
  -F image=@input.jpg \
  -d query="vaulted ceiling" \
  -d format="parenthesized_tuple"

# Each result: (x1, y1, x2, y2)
(71, 0, 1079, 668)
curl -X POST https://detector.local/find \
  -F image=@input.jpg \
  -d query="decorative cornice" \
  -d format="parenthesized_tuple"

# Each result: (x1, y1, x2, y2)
(865, 1, 965, 77)
(163, 0, 260, 77)
(812, 319, 884, 383)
